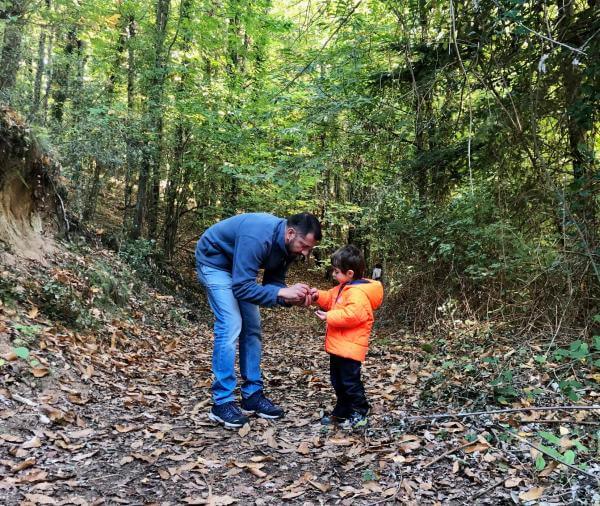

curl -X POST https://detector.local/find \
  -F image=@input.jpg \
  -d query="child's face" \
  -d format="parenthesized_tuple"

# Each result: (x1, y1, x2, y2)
(332, 267, 354, 284)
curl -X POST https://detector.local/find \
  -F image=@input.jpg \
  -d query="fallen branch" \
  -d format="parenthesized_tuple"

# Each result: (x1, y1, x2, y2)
(405, 405, 600, 422)
(422, 441, 477, 469)
(469, 478, 504, 501)
(532, 420, 600, 426)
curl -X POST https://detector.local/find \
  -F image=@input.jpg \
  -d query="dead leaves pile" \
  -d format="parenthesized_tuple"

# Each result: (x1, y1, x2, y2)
(1, 249, 599, 504)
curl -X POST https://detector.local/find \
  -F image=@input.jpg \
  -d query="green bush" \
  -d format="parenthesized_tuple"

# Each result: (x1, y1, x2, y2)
(118, 239, 157, 282)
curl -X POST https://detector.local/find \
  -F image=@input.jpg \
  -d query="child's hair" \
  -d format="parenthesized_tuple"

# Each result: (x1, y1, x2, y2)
(331, 245, 365, 280)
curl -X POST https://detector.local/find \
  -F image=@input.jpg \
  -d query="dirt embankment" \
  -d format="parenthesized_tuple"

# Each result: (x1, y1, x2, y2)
(0, 106, 67, 261)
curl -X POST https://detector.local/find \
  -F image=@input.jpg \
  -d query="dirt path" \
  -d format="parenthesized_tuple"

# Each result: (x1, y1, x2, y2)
(1, 259, 598, 505)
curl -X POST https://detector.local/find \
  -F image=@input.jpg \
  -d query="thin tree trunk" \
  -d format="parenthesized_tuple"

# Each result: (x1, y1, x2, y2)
(145, 0, 170, 240)
(123, 14, 137, 231)
(558, 1, 597, 248)
(30, 30, 46, 120)
(162, 0, 192, 259)
(41, 34, 54, 124)
(0, 1, 26, 93)
(51, 27, 77, 124)
(82, 158, 102, 222)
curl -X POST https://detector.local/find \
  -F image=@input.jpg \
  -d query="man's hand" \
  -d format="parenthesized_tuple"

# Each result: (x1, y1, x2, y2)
(314, 309, 327, 321)
(278, 283, 310, 305)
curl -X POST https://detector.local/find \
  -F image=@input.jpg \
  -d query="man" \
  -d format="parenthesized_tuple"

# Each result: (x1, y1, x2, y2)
(195, 212, 321, 428)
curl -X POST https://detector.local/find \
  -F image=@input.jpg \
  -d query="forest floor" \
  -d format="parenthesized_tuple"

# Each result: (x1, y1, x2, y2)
(0, 240, 599, 505)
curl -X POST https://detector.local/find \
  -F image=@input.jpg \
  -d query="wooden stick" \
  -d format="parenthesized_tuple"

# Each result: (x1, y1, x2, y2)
(469, 478, 504, 500)
(422, 441, 477, 469)
(405, 405, 600, 421)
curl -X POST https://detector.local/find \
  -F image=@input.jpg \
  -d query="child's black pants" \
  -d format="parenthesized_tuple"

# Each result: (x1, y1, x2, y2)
(330, 354, 369, 417)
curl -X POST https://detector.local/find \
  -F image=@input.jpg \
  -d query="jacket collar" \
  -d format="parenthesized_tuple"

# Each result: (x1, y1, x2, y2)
(276, 219, 289, 257)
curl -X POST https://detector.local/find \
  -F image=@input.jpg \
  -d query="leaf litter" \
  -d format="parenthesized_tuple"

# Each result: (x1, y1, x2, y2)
(0, 245, 598, 505)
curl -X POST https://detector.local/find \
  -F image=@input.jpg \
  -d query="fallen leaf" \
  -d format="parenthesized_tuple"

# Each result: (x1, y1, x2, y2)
(1, 434, 24, 443)
(281, 490, 305, 499)
(115, 424, 137, 433)
(16, 469, 48, 483)
(464, 443, 490, 453)
(67, 429, 95, 439)
(166, 452, 194, 462)
(309, 480, 331, 492)
(22, 436, 42, 448)
(297, 442, 310, 455)
(11, 457, 36, 472)
(238, 424, 251, 437)
(505, 477, 521, 487)
(382, 487, 397, 497)
(23, 493, 57, 504)
(210, 496, 237, 505)
(519, 487, 544, 502)
(32, 367, 50, 378)
(264, 428, 278, 449)
(72, 451, 98, 462)
(405, 374, 418, 384)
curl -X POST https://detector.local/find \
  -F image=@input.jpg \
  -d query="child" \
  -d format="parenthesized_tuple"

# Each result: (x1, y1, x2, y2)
(311, 245, 383, 429)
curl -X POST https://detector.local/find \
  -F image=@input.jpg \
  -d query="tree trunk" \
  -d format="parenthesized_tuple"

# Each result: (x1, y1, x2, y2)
(51, 27, 78, 124)
(558, 1, 597, 248)
(162, 0, 192, 259)
(82, 158, 102, 222)
(123, 14, 137, 230)
(0, 1, 26, 93)
(41, 34, 54, 124)
(145, 0, 170, 240)
(30, 31, 46, 120)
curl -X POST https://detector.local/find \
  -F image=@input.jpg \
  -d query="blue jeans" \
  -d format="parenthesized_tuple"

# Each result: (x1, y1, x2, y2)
(196, 264, 263, 405)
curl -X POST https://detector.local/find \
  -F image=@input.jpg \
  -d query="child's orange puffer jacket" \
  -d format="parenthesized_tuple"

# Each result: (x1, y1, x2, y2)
(316, 279, 384, 362)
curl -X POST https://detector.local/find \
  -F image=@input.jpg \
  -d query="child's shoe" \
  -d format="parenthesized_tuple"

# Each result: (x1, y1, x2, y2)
(341, 411, 369, 430)
(320, 414, 347, 425)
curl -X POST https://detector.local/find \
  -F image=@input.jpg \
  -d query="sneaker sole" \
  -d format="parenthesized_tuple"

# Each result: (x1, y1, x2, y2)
(241, 408, 284, 420)
(208, 411, 247, 429)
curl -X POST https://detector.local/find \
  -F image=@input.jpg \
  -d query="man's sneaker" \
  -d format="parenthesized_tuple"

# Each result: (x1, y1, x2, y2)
(241, 391, 285, 419)
(208, 402, 250, 429)
(341, 411, 368, 430)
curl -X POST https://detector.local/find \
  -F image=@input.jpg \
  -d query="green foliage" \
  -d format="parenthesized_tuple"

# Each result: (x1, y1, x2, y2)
(119, 239, 157, 282)
(40, 280, 93, 329)
(2, 0, 598, 333)
(13, 324, 42, 342)
(534, 430, 589, 471)
(13, 347, 30, 359)
(87, 261, 131, 307)
(490, 370, 519, 404)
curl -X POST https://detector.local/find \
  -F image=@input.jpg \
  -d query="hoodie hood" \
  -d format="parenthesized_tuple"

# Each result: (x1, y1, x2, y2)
(349, 279, 383, 310)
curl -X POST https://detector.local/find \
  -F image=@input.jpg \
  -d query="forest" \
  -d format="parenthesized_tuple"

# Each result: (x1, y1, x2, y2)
(0, 0, 596, 329)
(0, 0, 599, 504)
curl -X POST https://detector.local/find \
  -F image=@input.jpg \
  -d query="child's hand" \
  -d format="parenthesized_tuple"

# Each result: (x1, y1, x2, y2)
(314, 309, 327, 321)
(309, 287, 319, 302)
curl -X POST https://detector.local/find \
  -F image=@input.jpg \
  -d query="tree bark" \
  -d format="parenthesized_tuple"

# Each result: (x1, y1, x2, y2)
(0, 1, 26, 93)
(145, 0, 170, 240)
(162, 0, 192, 259)
(123, 14, 137, 230)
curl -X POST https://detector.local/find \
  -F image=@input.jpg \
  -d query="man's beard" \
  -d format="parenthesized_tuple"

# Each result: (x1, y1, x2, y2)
(285, 246, 304, 262)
